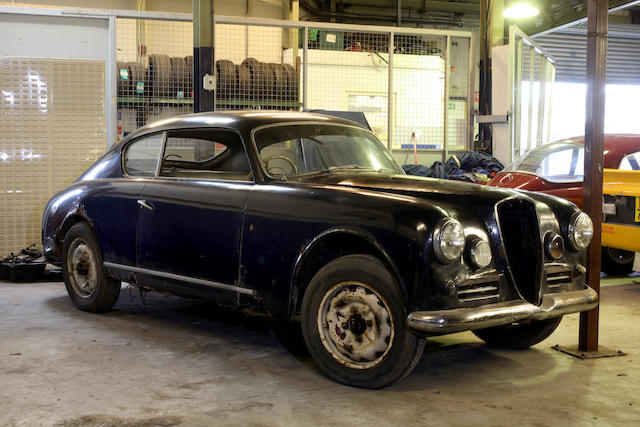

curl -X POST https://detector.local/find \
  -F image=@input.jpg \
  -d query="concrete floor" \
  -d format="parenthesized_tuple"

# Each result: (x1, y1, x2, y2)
(1, 278, 639, 426)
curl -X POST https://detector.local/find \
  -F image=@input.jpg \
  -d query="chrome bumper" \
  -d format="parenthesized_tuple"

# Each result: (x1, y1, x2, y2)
(407, 287, 599, 335)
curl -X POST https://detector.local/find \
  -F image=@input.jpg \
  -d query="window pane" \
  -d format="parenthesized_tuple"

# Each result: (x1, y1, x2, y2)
(160, 130, 251, 181)
(124, 133, 164, 176)
(619, 152, 640, 170)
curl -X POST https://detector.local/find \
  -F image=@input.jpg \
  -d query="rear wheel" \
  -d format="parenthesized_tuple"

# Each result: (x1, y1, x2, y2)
(601, 247, 634, 276)
(62, 222, 120, 312)
(301, 254, 425, 389)
(472, 317, 562, 349)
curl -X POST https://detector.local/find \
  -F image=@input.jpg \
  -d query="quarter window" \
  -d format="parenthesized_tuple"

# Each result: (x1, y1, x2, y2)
(159, 129, 251, 181)
(123, 133, 164, 177)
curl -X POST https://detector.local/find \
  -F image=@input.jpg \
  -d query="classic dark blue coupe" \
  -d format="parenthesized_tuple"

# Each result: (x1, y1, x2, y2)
(42, 111, 599, 388)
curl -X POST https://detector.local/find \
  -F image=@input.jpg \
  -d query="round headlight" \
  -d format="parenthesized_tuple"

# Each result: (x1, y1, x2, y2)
(569, 212, 593, 250)
(434, 219, 465, 263)
(469, 239, 492, 268)
(545, 233, 564, 260)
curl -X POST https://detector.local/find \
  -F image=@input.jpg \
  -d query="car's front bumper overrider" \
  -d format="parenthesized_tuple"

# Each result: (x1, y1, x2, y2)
(407, 286, 599, 335)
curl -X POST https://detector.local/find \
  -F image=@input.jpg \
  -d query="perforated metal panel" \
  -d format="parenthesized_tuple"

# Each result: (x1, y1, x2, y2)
(0, 58, 105, 257)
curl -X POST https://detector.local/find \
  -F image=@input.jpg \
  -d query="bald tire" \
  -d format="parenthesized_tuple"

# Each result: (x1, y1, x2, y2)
(301, 254, 425, 389)
(472, 316, 562, 349)
(62, 222, 121, 313)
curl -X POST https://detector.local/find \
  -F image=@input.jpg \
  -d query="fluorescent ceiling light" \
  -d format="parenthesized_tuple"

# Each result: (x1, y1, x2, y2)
(504, 3, 539, 19)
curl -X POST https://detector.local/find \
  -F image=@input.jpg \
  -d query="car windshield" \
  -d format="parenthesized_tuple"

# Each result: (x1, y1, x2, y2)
(505, 141, 585, 182)
(253, 123, 404, 178)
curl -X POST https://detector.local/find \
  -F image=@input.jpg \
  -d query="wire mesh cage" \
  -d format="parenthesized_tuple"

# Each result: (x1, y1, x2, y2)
(114, 15, 474, 156)
(214, 23, 302, 111)
(303, 29, 390, 144)
(116, 18, 193, 142)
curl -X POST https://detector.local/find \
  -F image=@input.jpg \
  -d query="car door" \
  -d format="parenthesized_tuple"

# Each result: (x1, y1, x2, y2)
(135, 128, 253, 293)
(94, 132, 164, 267)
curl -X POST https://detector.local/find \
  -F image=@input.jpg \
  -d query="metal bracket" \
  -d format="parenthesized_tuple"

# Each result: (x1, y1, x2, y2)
(551, 344, 626, 360)
(477, 114, 510, 124)
(203, 74, 215, 91)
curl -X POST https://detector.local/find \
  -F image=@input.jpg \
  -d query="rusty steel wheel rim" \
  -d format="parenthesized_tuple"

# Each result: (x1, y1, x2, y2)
(317, 281, 395, 370)
(66, 238, 98, 298)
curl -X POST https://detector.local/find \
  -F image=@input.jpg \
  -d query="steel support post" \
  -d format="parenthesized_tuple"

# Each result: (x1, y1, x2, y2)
(579, 0, 608, 352)
(193, 0, 214, 112)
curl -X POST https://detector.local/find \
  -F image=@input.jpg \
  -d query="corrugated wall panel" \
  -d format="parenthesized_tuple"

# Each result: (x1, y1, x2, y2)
(534, 24, 640, 84)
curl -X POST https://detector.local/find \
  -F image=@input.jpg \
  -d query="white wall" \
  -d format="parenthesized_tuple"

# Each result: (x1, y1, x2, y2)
(0, 13, 108, 60)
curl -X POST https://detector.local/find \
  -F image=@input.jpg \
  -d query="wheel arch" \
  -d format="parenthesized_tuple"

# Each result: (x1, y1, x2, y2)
(288, 227, 408, 319)
(53, 212, 95, 261)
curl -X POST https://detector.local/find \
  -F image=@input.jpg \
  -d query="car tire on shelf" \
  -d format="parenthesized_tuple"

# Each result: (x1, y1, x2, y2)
(282, 64, 299, 102)
(184, 55, 193, 96)
(300, 254, 425, 389)
(472, 316, 562, 349)
(601, 247, 635, 276)
(269, 63, 287, 102)
(169, 57, 188, 97)
(262, 63, 276, 100)
(62, 222, 121, 313)
(216, 60, 236, 99)
(147, 54, 172, 98)
(126, 62, 145, 97)
(117, 61, 127, 97)
(235, 64, 251, 100)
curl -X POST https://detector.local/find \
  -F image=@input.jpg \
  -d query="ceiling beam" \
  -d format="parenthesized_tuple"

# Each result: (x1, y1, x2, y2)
(344, 0, 481, 15)
(523, 0, 640, 37)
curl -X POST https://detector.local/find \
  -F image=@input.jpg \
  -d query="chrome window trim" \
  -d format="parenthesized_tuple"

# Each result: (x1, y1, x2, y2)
(103, 262, 256, 296)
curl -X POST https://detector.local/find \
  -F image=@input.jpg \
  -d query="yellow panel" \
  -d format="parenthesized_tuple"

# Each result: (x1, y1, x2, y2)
(0, 57, 105, 257)
(602, 223, 640, 252)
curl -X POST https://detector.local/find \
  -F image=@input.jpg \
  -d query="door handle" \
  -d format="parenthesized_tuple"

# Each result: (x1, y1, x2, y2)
(137, 199, 155, 211)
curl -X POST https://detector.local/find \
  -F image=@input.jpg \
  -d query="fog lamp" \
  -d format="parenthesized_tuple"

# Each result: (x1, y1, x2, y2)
(469, 239, 492, 269)
(545, 233, 564, 260)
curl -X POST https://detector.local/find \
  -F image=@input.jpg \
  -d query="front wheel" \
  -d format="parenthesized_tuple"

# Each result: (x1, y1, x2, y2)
(301, 254, 425, 389)
(62, 222, 121, 312)
(472, 317, 562, 349)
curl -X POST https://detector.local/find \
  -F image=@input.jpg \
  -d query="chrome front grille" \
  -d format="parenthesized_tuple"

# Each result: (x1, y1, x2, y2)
(457, 276, 500, 303)
(545, 265, 572, 291)
(496, 197, 543, 305)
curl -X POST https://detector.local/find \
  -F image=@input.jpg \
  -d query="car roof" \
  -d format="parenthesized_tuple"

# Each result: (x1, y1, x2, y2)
(123, 110, 363, 143)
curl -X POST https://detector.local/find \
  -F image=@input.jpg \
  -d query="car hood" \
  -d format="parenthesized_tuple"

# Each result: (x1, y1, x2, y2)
(293, 171, 528, 207)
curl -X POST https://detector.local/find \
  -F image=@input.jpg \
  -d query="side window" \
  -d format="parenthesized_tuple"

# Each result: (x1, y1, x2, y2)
(123, 133, 164, 177)
(619, 151, 640, 170)
(159, 130, 251, 181)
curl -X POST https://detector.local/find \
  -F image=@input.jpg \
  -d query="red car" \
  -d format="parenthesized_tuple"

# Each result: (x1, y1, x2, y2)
(488, 134, 640, 274)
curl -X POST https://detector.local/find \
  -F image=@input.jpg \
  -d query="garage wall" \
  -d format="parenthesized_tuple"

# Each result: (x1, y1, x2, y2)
(0, 12, 108, 257)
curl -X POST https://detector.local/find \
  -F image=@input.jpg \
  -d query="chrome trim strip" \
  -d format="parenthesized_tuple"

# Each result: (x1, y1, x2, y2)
(103, 262, 256, 296)
(407, 286, 599, 335)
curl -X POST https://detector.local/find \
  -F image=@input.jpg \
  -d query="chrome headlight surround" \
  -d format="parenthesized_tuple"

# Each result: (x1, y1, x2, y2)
(545, 232, 565, 260)
(469, 239, 492, 269)
(568, 212, 594, 251)
(433, 218, 465, 263)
